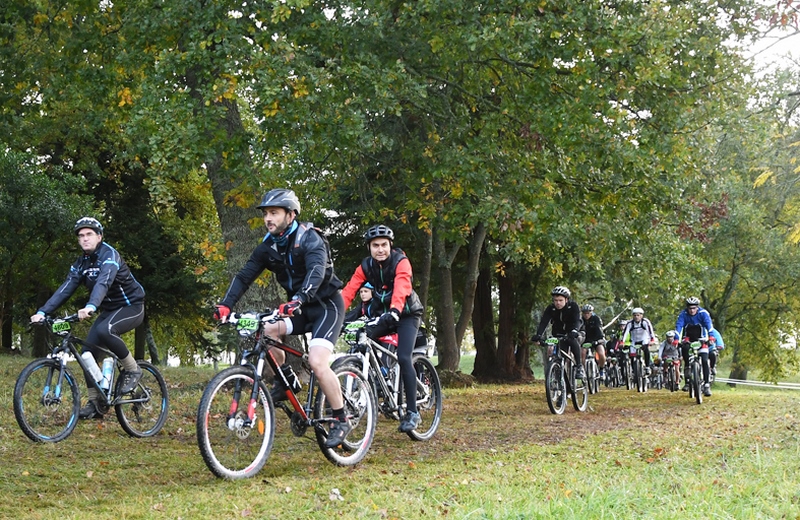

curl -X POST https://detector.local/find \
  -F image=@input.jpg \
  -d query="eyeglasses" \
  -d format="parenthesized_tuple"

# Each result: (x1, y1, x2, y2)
(688, 306, 698, 310)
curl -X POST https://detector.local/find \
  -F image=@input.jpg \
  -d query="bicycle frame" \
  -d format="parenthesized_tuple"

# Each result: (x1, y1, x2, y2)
(546, 336, 578, 387)
(40, 315, 148, 409)
(345, 327, 430, 419)
(226, 313, 339, 433)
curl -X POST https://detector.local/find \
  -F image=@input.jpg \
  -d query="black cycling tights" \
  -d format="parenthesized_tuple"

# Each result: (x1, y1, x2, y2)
(562, 337, 582, 367)
(84, 305, 145, 360)
(368, 314, 422, 414)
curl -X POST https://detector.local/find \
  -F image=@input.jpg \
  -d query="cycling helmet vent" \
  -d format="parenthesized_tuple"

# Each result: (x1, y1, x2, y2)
(363, 224, 394, 243)
(257, 188, 301, 215)
(74, 217, 104, 235)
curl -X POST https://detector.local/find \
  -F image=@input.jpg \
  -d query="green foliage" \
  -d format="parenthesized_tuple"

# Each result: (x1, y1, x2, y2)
(0, 148, 92, 331)
(2, 0, 799, 376)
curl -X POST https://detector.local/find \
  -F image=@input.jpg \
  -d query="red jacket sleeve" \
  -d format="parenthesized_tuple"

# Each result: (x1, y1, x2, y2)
(391, 258, 413, 312)
(341, 265, 368, 309)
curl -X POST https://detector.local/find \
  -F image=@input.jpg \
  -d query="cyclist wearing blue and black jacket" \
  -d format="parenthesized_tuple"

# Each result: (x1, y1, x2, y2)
(674, 296, 715, 396)
(214, 188, 351, 449)
(30, 217, 145, 419)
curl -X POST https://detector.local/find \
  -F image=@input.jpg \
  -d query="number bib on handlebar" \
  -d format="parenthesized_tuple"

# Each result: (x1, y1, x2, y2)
(52, 320, 71, 336)
(236, 314, 259, 337)
(690, 340, 708, 354)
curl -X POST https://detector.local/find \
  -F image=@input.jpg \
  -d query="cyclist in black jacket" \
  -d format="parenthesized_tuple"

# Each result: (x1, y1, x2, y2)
(580, 304, 606, 379)
(532, 286, 585, 379)
(30, 217, 146, 419)
(214, 189, 351, 448)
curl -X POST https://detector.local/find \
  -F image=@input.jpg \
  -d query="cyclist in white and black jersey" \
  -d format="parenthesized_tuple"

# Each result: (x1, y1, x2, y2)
(621, 307, 657, 372)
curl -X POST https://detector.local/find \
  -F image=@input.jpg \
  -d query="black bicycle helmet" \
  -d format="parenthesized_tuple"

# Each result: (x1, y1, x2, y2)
(581, 304, 594, 312)
(363, 224, 394, 243)
(256, 188, 301, 215)
(685, 296, 701, 307)
(551, 286, 571, 299)
(74, 217, 103, 235)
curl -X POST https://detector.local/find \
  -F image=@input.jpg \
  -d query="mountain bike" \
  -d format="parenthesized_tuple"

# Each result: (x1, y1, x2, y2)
(604, 351, 621, 388)
(14, 314, 169, 443)
(627, 342, 649, 393)
(582, 340, 602, 395)
(331, 319, 442, 441)
(662, 356, 681, 392)
(541, 335, 588, 415)
(649, 360, 664, 390)
(196, 311, 377, 480)
(686, 339, 706, 404)
(620, 345, 633, 390)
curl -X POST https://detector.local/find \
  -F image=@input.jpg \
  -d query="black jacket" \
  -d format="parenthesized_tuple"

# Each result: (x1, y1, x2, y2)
(581, 314, 605, 343)
(39, 242, 145, 314)
(220, 222, 342, 308)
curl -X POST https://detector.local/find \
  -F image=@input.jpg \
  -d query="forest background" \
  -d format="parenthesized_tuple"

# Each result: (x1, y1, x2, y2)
(1, 0, 799, 384)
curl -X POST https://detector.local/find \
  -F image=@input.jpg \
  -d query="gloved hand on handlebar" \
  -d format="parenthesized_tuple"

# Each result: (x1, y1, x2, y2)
(278, 299, 302, 317)
(568, 329, 579, 339)
(378, 309, 401, 327)
(213, 304, 231, 322)
(531, 334, 542, 343)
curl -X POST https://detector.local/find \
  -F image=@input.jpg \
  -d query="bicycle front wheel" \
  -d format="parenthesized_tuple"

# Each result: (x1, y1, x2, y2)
(314, 365, 376, 466)
(585, 359, 597, 395)
(404, 355, 442, 441)
(196, 367, 275, 479)
(115, 360, 169, 438)
(545, 361, 566, 415)
(14, 359, 80, 443)
(692, 361, 703, 404)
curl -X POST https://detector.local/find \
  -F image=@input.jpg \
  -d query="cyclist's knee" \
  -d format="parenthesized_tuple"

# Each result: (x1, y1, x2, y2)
(307, 339, 334, 373)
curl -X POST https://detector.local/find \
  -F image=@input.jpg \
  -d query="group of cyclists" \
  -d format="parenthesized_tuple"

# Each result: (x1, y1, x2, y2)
(29, 187, 725, 455)
(33, 188, 426, 449)
(533, 287, 724, 397)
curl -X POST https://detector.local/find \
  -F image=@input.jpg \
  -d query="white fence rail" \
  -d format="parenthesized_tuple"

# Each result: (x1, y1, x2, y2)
(715, 377, 800, 390)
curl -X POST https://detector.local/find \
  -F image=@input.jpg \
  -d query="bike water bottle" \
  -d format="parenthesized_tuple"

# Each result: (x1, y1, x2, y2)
(100, 357, 115, 390)
(81, 352, 103, 383)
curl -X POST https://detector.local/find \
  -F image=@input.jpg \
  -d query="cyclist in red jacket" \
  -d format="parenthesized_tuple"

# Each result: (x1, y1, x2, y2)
(341, 225, 425, 433)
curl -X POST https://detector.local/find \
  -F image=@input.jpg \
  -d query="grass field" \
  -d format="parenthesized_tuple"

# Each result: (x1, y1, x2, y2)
(1, 353, 799, 519)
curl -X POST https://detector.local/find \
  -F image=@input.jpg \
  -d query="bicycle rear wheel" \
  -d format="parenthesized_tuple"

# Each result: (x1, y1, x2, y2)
(545, 361, 567, 415)
(315, 365, 376, 466)
(14, 359, 80, 443)
(115, 361, 169, 438)
(196, 367, 275, 479)
(403, 355, 443, 441)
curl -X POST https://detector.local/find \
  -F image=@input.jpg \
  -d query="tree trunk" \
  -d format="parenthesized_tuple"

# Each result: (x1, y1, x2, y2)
(728, 341, 747, 386)
(185, 68, 289, 372)
(432, 229, 459, 372)
(1, 298, 11, 353)
(472, 259, 498, 380)
(417, 230, 433, 320)
(496, 263, 516, 379)
(455, 223, 487, 347)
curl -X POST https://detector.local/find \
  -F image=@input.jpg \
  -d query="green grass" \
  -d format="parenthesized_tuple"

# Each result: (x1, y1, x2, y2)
(2, 353, 800, 519)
